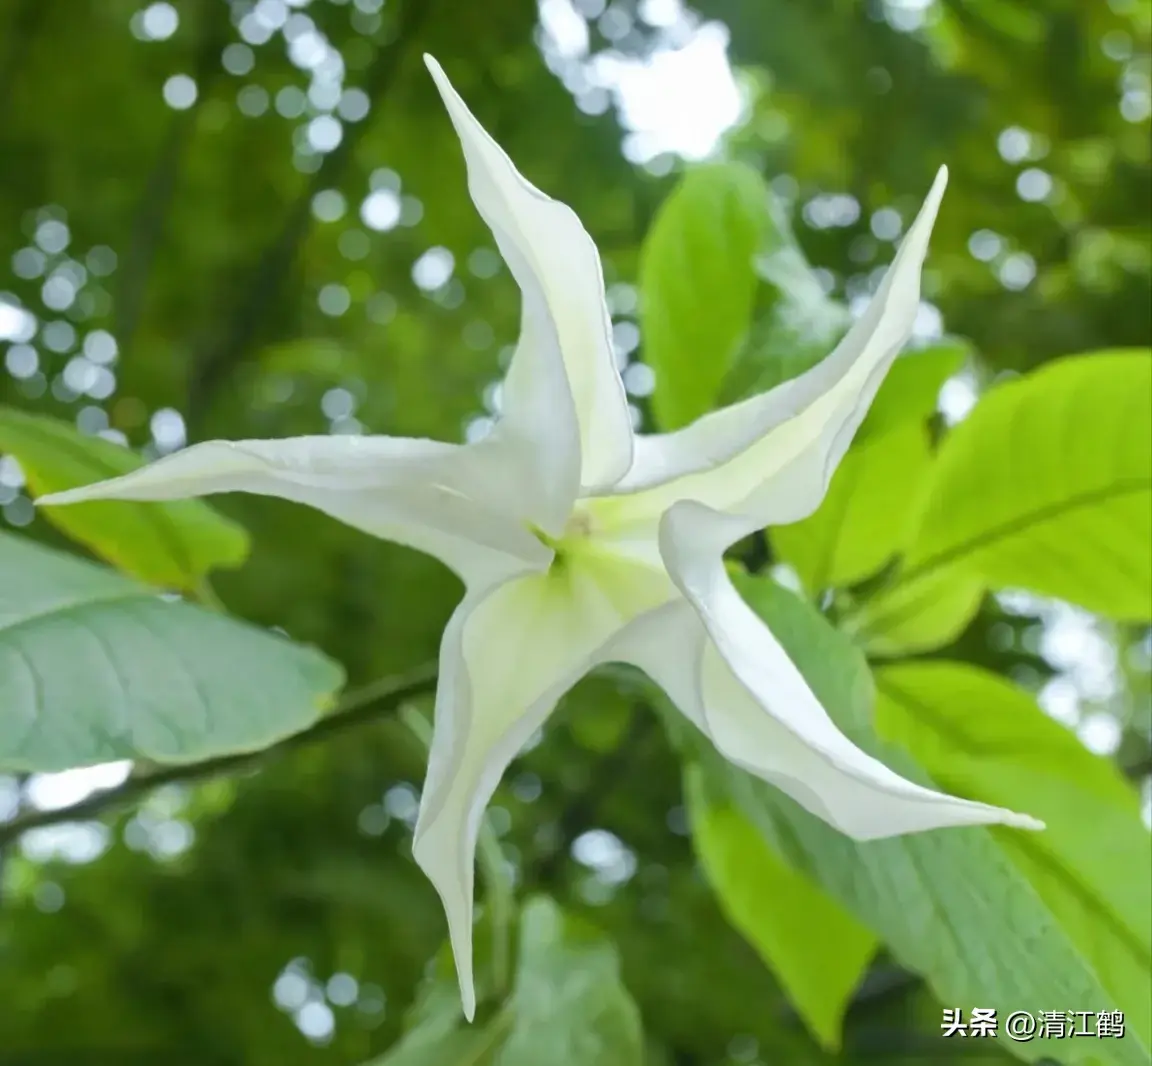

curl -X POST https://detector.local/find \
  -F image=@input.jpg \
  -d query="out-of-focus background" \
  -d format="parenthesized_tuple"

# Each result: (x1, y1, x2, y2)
(0, 0, 1149, 1063)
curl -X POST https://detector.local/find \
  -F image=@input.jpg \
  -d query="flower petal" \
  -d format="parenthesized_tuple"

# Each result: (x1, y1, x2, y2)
(36, 435, 552, 589)
(413, 558, 658, 1017)
(425, 55, 633, 501)
(601, 168, 948, 530)
(611, 499, 1043, 839)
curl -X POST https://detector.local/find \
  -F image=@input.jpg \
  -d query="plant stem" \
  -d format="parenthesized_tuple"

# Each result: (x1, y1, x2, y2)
(0, 663, 438, 845)
(192, 578, 226, 612)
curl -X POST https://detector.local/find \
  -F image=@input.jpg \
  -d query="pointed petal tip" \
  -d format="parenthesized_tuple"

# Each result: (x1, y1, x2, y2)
(423, 53, 451, 96)
(889, 163, 949, 267)
(34, 481, 121, 506)
(423, 53, 466, 119)
(920, 165, 949, 224)
(929, 164, 949, 202)
(411, 827, 480, 1025)
(1004, 811, 1045, 832)
(33, 489, 77, 507)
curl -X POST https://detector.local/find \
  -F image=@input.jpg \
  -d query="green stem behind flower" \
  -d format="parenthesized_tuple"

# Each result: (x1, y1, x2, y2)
(192, 578, 227, 612)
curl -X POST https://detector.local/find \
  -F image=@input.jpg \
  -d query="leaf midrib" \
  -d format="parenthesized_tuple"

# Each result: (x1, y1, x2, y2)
(853, 477, 1151, 623)
(876, 677, 1151, 980)
(907, 476, 1149, 583)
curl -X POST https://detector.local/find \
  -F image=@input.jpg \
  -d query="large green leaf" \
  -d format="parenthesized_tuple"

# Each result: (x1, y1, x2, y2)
(901, 351, 1152, 620)
(857, 339, 969, 441)
(0, 532, 343, 771)
(772, 422, 933, 594)
(0, 407, 249, 591)
(874, 662, 1152, 1048)
(684, 573, 1148, 1065)
(685, 768, 877, 1050)
(639, 163, 778, 429)
(494, 898, 644, 1066)
(845, 569, 986, 656)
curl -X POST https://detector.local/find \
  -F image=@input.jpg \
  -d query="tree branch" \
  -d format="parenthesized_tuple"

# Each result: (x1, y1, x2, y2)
(0, 663, 438, 846)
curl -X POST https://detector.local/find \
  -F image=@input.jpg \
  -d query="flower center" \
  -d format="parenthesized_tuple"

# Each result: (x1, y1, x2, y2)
(530, 509, 595, 547)
(528, 507, 597, 569)
(563, 508, 594, 540)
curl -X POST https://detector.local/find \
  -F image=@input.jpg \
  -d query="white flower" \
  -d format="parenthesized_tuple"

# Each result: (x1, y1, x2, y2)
(39, 55, 1042, 1019)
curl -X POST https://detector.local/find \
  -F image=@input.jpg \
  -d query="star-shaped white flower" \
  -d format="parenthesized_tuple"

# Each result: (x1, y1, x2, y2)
(39, 55, 1041, 1018)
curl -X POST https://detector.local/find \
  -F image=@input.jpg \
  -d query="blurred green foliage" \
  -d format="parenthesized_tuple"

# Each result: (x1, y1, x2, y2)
(0, 0, 1149, 1064)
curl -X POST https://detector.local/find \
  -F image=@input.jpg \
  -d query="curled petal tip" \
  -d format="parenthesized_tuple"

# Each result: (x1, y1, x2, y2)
(1006, 812, 1046, 832)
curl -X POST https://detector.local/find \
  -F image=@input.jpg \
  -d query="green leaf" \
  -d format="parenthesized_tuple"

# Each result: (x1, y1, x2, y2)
(716, 222, 851, 409)
(772, 422, 933, 593)
(366, 982, 509, 1066)
(771, 339, 974, 602)
(370, 1028, 497, 1066)
(857, 339, 969, 441)
(846, 569, 985, 655)
(717, 277, 850, 408)
(901, 351, 1152, 620)
(685, 768, 876, 1050)
(640, 163, 779, 429)
(0, 406, 249, 591)
(0, 531, 343, 771)
(375, 902, 642, 1066)
(693, 572, 1149, 1065)
(874, 662, 1152, 1049)
(495, 898, 644, 1066)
